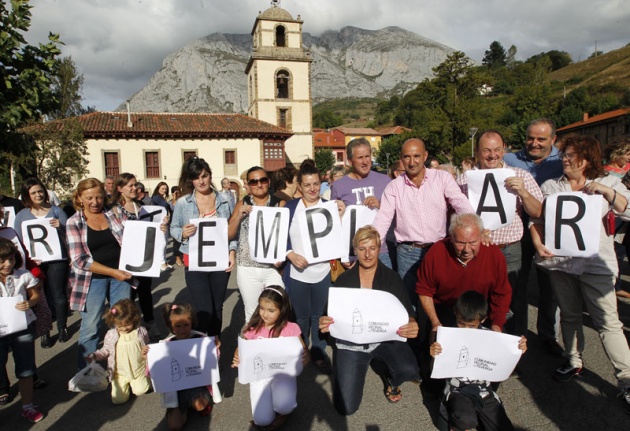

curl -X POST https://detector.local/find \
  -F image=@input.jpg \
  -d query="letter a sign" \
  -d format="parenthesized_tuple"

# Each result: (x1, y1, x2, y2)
(466, 169, 516, 230)
(545, 192, 601, 257)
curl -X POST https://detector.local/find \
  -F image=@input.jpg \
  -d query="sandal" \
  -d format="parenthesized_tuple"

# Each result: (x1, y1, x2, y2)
(384, 386, 402, 403)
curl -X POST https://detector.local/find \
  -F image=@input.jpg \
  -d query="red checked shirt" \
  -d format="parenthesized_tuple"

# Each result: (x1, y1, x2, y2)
(458, 164, 543, 245)
(66, 209, 125, 311)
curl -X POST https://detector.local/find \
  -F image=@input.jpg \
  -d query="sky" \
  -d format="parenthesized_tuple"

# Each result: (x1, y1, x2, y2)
(20, 0, 630, 111)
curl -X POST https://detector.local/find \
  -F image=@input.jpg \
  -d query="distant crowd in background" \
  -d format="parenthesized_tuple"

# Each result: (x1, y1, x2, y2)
(2, 117, 630, 429)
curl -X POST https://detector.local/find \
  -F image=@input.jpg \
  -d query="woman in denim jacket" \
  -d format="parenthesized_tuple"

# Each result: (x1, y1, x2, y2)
(170, 157, 237, 338)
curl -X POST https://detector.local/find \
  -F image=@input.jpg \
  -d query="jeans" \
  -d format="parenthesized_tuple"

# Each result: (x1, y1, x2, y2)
(549, 271, 630, 388)
(130, 276, 154, 322)
(41, 260, 69, 331)
(78, 277, 131, 369)
(287, 274, 330, 362)
(500, 242, 525, 336)
(333, 341, 420, 415)
(397, 243, 430, 310)
(518, 227, 559, 341)
(0, 327, 35, 380)
(237, 265, 284, 322)
(184, 269, 230, 337)
(378, 252, 392, 270)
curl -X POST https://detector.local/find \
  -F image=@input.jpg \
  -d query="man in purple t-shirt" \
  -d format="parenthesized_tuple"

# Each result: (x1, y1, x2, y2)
(331, 138, 392, 267)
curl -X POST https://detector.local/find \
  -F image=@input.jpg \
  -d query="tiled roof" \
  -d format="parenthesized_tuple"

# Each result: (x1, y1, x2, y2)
(313, 131, 345, 148)
(557, 108, 630, 132)
(377, 126, 412, 135)
(25, 112, 293, 140)
(334, 127, 381, 136)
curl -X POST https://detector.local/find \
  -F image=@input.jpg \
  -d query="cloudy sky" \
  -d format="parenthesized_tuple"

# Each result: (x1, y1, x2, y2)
(22, 0, 630, 111)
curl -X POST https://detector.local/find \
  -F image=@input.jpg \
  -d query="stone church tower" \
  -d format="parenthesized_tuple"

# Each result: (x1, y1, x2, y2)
(245, 2, 313, 169)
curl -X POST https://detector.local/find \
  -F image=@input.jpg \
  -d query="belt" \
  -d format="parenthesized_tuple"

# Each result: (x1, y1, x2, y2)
(496, 241, 519, 249)
(400, 241, 434, 249)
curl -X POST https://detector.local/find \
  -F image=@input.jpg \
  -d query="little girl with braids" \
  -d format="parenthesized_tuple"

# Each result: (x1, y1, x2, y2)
(87, 298, 151, 404)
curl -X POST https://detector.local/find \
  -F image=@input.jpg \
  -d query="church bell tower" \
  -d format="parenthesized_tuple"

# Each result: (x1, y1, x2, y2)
(246, 1, 313, 169)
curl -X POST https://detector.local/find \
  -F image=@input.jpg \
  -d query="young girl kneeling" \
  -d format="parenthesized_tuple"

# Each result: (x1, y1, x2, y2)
(87, 299, 151, 404)
(232, 286, 309, 430)
(147, 303, 217, 431)
(0, 238, 43, 423)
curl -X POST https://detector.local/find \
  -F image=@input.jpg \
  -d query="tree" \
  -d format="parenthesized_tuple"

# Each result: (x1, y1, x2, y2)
(0, 0, 62, 191)
(20, 118, 88, 193)
(506, 45, 518, 69)
(588, 51, 604, 59)
(313, 110, 343, 129)
(49, 56, 84, 119)
(314, 149, 335, 175)
(482, 41, 507, 69)
(0, 0, 62, 132)
(526, 50, 572, 71)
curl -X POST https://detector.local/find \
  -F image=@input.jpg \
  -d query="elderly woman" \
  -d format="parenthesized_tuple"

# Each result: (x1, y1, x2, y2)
(66, 178, 132, 369)
(531, 135, 630, 409)
(228, 166, 285, 322)
(319, 226, 420, 415)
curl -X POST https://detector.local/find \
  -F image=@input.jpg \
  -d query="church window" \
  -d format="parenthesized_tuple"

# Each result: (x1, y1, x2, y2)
(276, 70, 289, 99)
(276, 25, 286, 47)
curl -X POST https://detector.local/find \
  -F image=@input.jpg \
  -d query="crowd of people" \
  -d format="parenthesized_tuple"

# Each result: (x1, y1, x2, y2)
(1, 117, 630, 430)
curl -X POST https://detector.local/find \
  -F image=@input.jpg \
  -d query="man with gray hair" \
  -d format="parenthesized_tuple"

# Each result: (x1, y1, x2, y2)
(416, 213, 512, 332)
(331, 137, 392, 266)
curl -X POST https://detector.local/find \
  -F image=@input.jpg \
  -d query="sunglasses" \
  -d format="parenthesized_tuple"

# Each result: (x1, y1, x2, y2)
(248, 177, 270, 186)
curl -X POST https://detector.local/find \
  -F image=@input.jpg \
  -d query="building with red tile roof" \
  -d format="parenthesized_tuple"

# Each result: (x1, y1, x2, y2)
(556, 108, 630, 146)
(26, 111, 293, 193)
(313, 129, 346, 165)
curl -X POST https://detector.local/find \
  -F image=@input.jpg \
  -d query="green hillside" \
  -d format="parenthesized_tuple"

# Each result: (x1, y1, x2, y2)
(548, 44, 630, 90)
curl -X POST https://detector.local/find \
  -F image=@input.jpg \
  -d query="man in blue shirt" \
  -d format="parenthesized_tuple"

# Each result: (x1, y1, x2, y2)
(504, 118, 564, 355)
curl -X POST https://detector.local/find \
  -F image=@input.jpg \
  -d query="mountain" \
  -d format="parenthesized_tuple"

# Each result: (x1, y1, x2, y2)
(120, 26, 456, 113)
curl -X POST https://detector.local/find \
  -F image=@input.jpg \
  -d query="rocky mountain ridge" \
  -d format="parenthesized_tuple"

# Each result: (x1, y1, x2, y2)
(121, 26, 456, 113)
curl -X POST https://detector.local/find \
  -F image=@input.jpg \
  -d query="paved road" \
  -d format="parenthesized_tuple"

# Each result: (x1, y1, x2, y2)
(2, 260, 630, 430)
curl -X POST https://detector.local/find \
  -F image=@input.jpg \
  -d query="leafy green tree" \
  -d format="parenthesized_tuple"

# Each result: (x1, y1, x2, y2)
(482, 41, 507, 69)
(313, 110, 343, 129)
(0, 0, 62, 191)
(314, 149, 335, 175)
(375, 133, 412, 167)
(526, 50, 572, 71)
(1, 0, 62, 132)
(21, 118, 88, 193)
(50, 56, 84, 119)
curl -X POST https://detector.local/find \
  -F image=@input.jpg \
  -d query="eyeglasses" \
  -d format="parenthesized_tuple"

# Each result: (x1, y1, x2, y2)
(248, 177, 270, 186)
(559, 152, 577, 161)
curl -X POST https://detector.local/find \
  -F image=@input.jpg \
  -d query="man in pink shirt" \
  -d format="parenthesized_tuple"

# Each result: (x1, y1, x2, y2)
(373, 138, 474, 306)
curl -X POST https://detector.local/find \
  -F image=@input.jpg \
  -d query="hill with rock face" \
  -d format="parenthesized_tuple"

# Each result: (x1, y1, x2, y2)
(120, 26, 456, 113)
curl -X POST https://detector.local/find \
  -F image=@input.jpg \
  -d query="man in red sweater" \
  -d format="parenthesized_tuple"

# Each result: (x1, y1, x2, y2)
(416, 213, 511, 333)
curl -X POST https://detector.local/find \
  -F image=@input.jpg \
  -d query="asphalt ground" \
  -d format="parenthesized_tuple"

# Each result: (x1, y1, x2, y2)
(2, 253, 630, 430)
